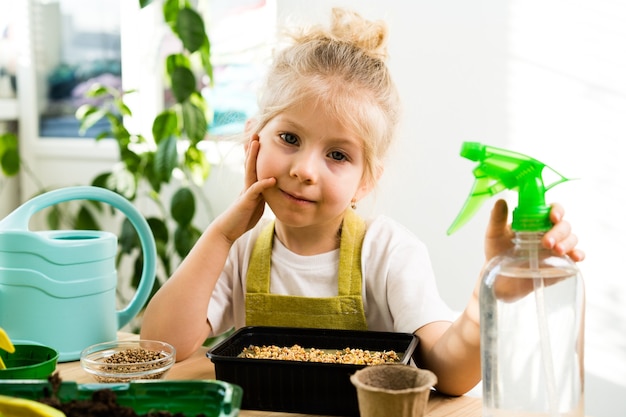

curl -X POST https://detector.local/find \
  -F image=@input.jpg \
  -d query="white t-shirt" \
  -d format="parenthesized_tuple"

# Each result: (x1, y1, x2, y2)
(208, 215, 454, 336)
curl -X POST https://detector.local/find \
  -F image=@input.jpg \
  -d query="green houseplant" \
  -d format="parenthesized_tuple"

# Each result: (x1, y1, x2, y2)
(0, 0, 219, 332)
(70, 0, 216, 322)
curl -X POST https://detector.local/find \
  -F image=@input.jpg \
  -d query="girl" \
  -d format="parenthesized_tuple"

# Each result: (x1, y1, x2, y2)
(141, 8, 584, 396)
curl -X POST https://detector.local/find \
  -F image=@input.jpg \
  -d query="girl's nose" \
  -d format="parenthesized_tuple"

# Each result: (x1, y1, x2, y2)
(290, 151, 318, 184)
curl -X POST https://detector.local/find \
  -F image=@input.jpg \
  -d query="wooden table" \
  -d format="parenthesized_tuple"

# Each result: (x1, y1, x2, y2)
(56, 334, 482, 417)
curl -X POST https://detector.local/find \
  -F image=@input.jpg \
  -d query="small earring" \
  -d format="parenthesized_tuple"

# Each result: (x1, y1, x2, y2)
(351, 199, 357, 210)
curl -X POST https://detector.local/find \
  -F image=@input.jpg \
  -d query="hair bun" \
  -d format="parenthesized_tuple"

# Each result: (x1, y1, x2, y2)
(329, 8, 389, 61)
(290, 8, 390, 62)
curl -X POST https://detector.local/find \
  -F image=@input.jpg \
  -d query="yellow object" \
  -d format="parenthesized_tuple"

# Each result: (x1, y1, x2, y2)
(0, 395, 66, 417)
(245, 208, 368, 330)
(0, 327, 16, 370)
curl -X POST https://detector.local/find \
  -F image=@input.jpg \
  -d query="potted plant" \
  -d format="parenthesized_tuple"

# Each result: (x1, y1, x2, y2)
(74, 0, 216, 327)
(0, 0, 219, 332)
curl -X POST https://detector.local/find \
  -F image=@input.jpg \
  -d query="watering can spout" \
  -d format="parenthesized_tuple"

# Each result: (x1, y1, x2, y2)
(0, 186, 156, 361)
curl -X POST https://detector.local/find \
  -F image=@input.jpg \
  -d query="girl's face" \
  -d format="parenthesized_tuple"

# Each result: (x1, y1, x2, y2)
(256, 97, 371, 229)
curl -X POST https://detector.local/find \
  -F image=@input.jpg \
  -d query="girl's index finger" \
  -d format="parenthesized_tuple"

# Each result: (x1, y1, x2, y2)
(244, 135, 261, 189)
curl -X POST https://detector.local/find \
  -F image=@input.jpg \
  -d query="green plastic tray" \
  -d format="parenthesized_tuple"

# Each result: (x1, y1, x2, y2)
(0, 379, 242, 417)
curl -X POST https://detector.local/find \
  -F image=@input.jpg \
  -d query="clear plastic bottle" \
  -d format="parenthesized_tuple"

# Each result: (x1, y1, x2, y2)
(447, 142, 585, 417)
(480, 232, 584, 417)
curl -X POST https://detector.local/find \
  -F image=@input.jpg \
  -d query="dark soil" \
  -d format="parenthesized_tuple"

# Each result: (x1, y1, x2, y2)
(37, 373, 204, 417)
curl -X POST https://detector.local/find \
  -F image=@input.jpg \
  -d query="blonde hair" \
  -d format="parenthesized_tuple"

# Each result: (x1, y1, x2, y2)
(251, 8, 401, 186)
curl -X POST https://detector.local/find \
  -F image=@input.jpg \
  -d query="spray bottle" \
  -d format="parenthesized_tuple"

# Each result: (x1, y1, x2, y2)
(448, 142, 584, 417)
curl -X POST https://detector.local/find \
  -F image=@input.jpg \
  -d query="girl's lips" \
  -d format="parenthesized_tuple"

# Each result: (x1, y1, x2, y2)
(281, 189, 315, 204)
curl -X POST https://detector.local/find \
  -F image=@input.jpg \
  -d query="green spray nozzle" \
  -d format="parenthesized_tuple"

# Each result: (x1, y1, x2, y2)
(447, 142, 570, 235)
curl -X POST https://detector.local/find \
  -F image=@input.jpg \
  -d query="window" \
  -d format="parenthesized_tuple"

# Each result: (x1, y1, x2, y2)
(32, 0, 122, 138)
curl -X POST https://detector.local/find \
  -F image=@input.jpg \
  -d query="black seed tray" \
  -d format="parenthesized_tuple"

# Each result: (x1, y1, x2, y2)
(206, 326, 419, 416)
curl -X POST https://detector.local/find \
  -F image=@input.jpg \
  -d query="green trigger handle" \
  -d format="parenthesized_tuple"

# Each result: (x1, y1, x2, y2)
(447, 142, 570, 235)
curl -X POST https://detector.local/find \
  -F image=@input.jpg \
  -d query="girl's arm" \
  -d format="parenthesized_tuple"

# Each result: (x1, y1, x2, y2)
(140, 136, 276, 361)
(413, 291, 481, 396)
(414, 199, 584, 396)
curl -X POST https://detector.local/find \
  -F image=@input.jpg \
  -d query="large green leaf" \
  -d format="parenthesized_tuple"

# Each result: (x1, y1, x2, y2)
(174, 224, 202, 258)
(181, 99, 207, 144)
(0, 148, 19, 177)
(154, 135, 178, 183)
(147, 217, 169, 266)
(165, 54, 191, 79)
(171, 66, 196, 103)
(143, 152, 162, 193)
(147, 217, 169, 244)
(170, 187, 195, 226)
(75, 205, 100, 230)
(152, 110, 179, 144)
(0, 132, 17, 150)
(147, 216, 172, 277)
(119, 218, 139, 254)
(119, 147, 143, 174)
(0, 132, 20, 177)
(185, 145, 211, 185)
(130, 252, 144, 292)
(162, 0, 179, 32)
(176, 8, 207, 53)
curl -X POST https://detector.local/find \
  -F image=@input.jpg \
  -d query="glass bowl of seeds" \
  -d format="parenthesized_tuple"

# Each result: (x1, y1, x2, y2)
(80, 339, 176, 383)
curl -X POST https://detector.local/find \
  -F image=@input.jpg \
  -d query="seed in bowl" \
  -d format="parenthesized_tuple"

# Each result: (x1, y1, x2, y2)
(104, 348, 167, 364)
(240, 344, 400, 365)
(92, 348, 170, 382)
(81, 340, 175, 383)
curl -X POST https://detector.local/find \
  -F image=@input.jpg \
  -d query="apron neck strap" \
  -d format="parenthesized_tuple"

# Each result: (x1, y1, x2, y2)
(247, 210, 366, 296)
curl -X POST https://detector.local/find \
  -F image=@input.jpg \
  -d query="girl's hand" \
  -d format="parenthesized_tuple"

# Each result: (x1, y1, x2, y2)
(214, 134, 276, 244)
(542, 202, 585, 261)
(484, 199, 585, 262)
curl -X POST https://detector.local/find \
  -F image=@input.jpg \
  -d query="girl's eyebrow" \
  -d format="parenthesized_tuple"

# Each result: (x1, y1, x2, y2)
(278, 117, 304, 131)
(331, 137, 363, 150)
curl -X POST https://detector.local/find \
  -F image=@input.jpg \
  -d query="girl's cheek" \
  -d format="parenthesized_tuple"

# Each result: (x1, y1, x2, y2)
(255, 150, 272, 178)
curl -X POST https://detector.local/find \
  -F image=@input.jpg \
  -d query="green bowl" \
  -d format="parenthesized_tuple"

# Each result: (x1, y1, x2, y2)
(0, 344, 59, 379)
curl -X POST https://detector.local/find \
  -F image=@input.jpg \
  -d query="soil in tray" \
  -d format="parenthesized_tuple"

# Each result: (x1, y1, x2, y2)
(36, 374, 205, 417)
(40, 389, 187, 417)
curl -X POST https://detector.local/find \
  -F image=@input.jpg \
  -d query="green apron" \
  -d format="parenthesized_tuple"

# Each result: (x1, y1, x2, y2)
(245, 209, 368, 330)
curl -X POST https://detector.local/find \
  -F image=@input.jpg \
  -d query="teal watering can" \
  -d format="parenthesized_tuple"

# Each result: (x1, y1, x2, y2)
(0, 186, 156, 362)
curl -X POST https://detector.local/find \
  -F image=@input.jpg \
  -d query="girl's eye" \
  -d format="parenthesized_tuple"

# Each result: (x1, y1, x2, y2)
(279, 133, 298, 145)
(329, 150, 348, 161)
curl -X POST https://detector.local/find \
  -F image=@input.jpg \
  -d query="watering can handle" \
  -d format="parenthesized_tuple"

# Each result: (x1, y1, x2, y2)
(0, 186, 157, 329)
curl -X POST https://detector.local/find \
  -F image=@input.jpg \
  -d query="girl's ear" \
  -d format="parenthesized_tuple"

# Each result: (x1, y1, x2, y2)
(354, 166, 383, 203)
(245, 118, 256, 136)
(244, 119, 258, 152)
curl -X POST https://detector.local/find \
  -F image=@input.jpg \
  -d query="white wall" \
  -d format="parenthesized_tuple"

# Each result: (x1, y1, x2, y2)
(278, 2, 625, 416)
